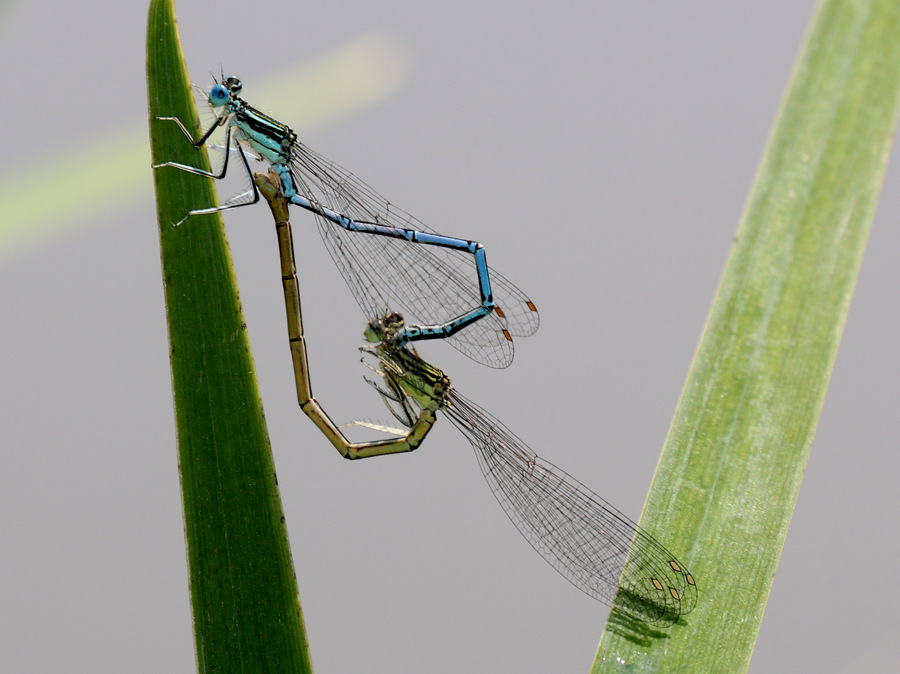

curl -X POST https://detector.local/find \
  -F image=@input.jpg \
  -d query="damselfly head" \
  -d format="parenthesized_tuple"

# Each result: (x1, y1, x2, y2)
(365, 312, 406, 343)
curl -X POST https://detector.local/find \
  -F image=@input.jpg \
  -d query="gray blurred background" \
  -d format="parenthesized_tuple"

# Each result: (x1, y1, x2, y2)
(2, 1, 898, 671)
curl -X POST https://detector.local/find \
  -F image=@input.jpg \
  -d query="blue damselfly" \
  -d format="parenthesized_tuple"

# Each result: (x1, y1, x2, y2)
(154, 77, 538, 368)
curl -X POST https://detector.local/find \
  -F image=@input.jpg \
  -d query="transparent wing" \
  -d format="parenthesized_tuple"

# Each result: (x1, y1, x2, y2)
(290, 142, 539, 368)
(444, 390, 697, 625)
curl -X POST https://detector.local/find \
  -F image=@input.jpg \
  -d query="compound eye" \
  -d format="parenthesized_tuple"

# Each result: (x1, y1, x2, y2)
(364, 323, 380, 343)
(208, 84, 230, 107)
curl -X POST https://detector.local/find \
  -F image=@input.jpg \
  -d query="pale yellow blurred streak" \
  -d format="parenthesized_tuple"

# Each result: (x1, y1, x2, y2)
(0, 33, 411, 265)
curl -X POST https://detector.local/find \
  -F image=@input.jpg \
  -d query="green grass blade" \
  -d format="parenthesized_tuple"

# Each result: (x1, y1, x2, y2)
(147, 0, 312, 671)
(593, 1, 900, 670)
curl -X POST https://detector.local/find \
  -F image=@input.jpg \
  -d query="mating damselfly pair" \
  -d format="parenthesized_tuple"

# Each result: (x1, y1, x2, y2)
(154, 77, 697, 625)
